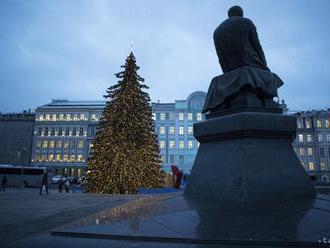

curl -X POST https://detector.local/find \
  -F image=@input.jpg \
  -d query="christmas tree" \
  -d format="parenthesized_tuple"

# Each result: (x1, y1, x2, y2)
(86, 52, 164, 194)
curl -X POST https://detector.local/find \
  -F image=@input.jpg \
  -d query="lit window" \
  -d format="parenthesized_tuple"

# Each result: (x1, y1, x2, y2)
(179, 140, 184, 149)
(57, 140, 62, 149)
(307, 148, 313, 156)
(298, 134, 304, 143)
(159, 140, 165, 149)
(326, 120, 330, 128)
(169, 126, 175, 135)
(63, 154, 68, 162)
(49, 140, 55, 149)
(59, 114, 64, 121)
(80, 114, 85, 120)
(64, 142, 69, 149)
(169, 140, 175, 149)
(78, 141, 83, 149)
(160, 113, 166, 121)
(309, 162, 314, 171)
(299, 148, 305, 156)
(305, 119, 311, 128)
(56, 154, 61, 161)
(152, 113, 156, 120)
(160, 127, 165, 134)
(78, 154, 83, 162)
(49, 154, 54, 161)
(188, 126, 193, 135)
(179, 126, 184, 135)
(66, 114, 71, 121)
(45, 114, 50, 121)
(43, 141, 48, 149)
(188, 113, 193, 121)
(71, 154, 75, 162)
(318, 134, 323, 142)
(36, 141, 41, 149)
(307, 134, 313, 143)
(91, 114, 96, 121)
(316, 119, 322, 128)
(73, 114, 78, 121)
(35, 154, 41, 161)
(188, 140, 193, 149)
(297, 119, 303, 129)
(39, 114, 44, 121)
(51, 114, 56, 121)
(197, 113, 202, 121)
(178, 113, 184, 121)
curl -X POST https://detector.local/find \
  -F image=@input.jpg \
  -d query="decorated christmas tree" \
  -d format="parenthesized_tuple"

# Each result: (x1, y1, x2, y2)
(86, 52, 164, 194)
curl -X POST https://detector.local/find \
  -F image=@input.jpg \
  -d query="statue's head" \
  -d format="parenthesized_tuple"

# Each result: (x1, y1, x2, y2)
(228, 5, 243, 17)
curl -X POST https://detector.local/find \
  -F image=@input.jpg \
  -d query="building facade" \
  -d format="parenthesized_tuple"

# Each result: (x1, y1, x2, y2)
(31, 92, 206, 176)
(0, 111, 35, 166)
(292, 109, 330, 183)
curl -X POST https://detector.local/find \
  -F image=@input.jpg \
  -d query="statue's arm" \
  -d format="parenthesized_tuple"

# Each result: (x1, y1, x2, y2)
(248, 20, 269, 70)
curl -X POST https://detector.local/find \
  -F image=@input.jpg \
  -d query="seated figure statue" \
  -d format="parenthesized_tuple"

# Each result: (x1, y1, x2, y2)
(214, 5, 269, 73)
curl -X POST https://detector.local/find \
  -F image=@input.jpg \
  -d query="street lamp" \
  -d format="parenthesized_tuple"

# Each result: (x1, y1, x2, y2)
(17, 147, 26, 189)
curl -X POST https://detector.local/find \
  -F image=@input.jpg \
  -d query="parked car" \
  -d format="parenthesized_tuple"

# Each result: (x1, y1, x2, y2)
(51, 175, 64, 184)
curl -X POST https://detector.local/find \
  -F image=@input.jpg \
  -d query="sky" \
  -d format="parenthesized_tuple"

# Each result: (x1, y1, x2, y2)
(0, 0, 329, 113)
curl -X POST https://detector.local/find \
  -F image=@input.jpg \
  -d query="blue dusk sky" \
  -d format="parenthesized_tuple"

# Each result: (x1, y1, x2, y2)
(0, 0, 329, 112)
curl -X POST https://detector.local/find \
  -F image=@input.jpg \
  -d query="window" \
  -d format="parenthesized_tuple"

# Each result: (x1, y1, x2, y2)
(169, 113, 174, 120)
(188, 126, 193, 135)
(160, 127, 165, 135)
(327, 133, 330, 142)
(49, 154, 54, 161)
(78, 154, 83, 162)
(59, 114, 64, 121)
(45, 114, 50, 121)
(57, 140, 62, 149)
(169, 155, 174, 164)
(36, 141, 41, 149)
(63, 154, 68, 162)
(51, 114, 56, 121)
(51, 127, 55, 136)
(307, 134, 313, 143)
(80, 114, 85, 120)
(179, 140, 184, 149)
(188, 113, 193, 121)
(152, 113, 156, 120)
(320, 162, 326, 171)
(64, 142, 69, 149)
(297, 119, 303, 129)
(316, 119, 322, 128)
(326, 120, 330, 128)
(307, 148, 313, 156)
(179, 126, 184, 135)
(178, 113, 184, 121)
(298, 134, 304, 143)
(78, 141, 83, 149)
(37, 127, 42, 136)
(72, 140, 77, 149)
(49, 140, 55, 149)
(169, 126, 175, 135)
(70, 154, 75, 162)
(318, 134, 323, 142)
(305, 119, 311, 128)
(56, 154, 61, 161)
(35, 154, 41, 161)
(179, 155, 184, 164)
(91, 114, 96, 121)
(44, 127, 49, 136)
(78, 169, 82, 177)
(188, 140, 193, 149)
(309, 162, 314, 171)
(72, 127, 77, 136)
(38, 114, 44, 121)
(299, 148, 305, 156)
(58, 127, 63, 136)
(159, 140, 165, 149)
(320, 148, 325, 158)
(169, 140, 175, 149)
(42, 141, 48, 149)
(160, 113, 166, 121)
(73, 114, 78, 121)
(79, 127, 84, 136)
(66, 114, 71, 121)
(197, 113, 202, 121)
(65, 127, 69, 136)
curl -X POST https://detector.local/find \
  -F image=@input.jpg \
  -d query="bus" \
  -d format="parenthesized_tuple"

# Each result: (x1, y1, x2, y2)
(0, 164, 45, 188)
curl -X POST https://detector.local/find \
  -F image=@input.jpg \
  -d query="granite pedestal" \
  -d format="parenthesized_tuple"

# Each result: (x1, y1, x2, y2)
(184, 112, 315, 203)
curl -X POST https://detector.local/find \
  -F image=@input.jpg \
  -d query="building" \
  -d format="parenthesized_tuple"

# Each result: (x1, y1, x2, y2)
(0, 111, 35, 166)
(31, 91, 206, 176)
(292, 109, 330, 183)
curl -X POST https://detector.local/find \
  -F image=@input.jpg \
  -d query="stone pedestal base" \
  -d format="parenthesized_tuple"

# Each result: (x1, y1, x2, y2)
(184, 112, 315, 203)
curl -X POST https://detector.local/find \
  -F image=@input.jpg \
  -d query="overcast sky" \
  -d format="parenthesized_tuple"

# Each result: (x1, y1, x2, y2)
(1, 0, 329, 113)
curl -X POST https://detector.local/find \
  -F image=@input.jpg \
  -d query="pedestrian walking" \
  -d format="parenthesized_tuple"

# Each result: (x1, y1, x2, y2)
(1, 175, 8, 192)
(58, 178, 63, 193)
(64, 176, 70, 193)
(39, 172, 49, 195)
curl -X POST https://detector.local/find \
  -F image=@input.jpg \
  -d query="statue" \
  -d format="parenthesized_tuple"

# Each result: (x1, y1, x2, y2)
(214, 6, 269, 73)
(202, 5, 283, 116)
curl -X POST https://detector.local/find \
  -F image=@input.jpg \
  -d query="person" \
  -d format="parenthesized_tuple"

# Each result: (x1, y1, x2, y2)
(1, 175, 8, 192)
(213, 5, 270, 73)
(64, 176, 70, 193)
(39, 172, 49, 195)
(58, 177, 63, 193)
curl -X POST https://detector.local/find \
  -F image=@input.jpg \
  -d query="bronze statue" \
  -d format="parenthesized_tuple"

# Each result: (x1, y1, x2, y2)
(214, 6, 269, 73)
